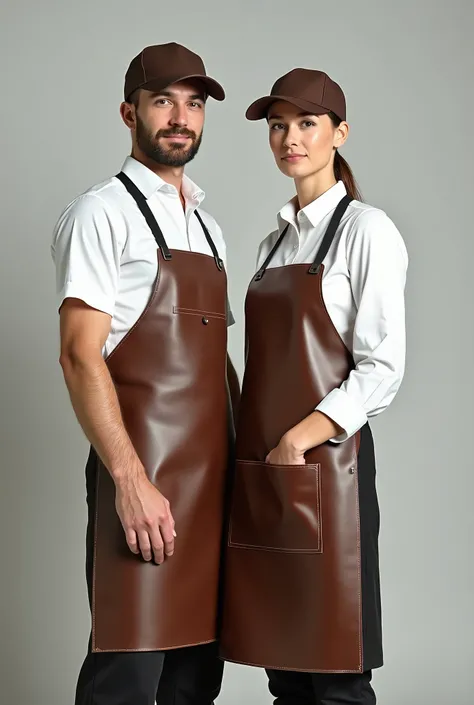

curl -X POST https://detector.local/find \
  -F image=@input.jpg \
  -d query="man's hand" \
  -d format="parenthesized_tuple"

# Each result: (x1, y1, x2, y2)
(115, 470, 176, 565)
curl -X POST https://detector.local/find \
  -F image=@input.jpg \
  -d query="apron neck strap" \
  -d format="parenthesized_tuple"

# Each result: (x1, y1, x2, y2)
(254, 224, 290, 281)
(254, 195, 352, 281)
(115, 172, 223, 270)
(116, 172, 172, 260)
(308, 195, 352, 274)
(194, 210, 224, 271)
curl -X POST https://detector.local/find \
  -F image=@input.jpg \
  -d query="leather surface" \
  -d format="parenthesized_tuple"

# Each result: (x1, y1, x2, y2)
(221, 263, 364, 672)
(92, 249, 229, 652)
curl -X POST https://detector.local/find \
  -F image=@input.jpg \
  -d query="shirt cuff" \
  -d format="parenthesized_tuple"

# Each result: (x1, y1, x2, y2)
(315, 388, 367, 443)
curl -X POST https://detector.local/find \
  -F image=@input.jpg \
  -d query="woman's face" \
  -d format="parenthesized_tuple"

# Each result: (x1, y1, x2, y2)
(267, 101, 347, 180)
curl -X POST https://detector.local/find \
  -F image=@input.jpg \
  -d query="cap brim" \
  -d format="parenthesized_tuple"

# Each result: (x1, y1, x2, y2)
(140, 74, 225, 101)
(245, 94, 329, 120)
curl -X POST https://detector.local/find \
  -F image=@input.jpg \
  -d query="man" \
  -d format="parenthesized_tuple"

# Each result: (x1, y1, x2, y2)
(52, 42, 239, 705)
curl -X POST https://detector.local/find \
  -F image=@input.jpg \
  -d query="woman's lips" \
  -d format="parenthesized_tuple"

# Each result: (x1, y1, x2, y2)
(282, 154, 306, 162)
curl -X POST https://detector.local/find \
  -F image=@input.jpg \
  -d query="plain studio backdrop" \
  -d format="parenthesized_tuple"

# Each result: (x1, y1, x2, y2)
(0, 1, 473, 703)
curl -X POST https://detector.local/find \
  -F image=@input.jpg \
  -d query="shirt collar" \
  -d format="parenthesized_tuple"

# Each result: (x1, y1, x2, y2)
(120, 156, 205, 205)
(278, 180, 347, 231)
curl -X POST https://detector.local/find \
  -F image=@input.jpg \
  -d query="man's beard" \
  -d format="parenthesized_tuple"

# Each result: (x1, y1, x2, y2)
(136, 115, 203, 167)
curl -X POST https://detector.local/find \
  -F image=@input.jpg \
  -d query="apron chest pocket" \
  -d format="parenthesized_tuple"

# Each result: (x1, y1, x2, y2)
(229, 459, 322, 553)
(173, 306, 226, 320)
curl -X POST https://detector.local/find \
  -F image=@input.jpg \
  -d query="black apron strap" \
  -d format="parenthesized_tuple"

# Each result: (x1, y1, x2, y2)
(116, 172, 172, 260)
(194, 210, 224, 271)
(254, 224, 290, 281)
(254, 195, 352, 281)
(116, 172, 224, 271)
(308, 195, 352, 274)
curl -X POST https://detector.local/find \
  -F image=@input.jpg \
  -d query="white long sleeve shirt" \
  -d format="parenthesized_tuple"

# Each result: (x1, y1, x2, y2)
(256, 180, 408, 443)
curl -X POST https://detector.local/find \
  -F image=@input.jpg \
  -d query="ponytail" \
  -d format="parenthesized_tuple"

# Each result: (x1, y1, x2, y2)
(328, 111, 363, 202)
(334, 151, 362, 201)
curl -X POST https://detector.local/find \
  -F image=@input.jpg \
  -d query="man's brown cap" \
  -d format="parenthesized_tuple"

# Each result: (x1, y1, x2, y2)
(124, 42, 225, 102)
(246, 68, 346, 122)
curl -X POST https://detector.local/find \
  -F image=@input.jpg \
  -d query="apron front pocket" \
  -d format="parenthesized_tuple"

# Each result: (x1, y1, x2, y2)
(229, 459, 322, 553)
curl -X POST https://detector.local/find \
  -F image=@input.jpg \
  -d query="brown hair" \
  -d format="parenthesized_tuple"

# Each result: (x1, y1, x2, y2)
(128, 88, 141, 108)
(328, 111, 363, 202)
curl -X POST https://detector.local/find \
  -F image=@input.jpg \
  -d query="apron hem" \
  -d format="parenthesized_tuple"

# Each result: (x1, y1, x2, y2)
(92, 638, 218, 653)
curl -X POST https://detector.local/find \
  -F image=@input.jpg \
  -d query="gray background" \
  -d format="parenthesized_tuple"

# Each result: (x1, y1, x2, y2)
(0, 0, 473, 703)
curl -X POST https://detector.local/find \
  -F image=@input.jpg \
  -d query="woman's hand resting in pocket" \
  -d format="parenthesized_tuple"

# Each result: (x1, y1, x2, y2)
(266, 436, 305, 465)
(265, 411, 344, 464)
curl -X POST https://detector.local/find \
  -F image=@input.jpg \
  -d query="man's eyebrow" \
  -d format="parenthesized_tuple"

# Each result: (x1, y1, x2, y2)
(149, 90, 205, 101)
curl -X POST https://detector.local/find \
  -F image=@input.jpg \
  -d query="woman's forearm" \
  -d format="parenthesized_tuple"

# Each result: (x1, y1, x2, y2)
(284, 411, 343, 454)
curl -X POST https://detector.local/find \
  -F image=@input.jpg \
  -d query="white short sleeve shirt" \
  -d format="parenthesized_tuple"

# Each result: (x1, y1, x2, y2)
(52, 156, 229, 357)
(256, 181, 408, 443)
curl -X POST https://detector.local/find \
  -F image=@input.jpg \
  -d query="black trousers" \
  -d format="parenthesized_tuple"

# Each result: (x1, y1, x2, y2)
(266, 669, 376, 705)
(74, 639, 223, 705)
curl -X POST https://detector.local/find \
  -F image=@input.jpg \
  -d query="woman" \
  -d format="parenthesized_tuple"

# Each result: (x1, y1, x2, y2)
(221, 68, 408, 704)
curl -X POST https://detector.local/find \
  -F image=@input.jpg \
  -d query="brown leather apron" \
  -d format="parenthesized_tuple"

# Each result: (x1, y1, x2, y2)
(87, 172, 228, 653)
(221, 196, 382, 673)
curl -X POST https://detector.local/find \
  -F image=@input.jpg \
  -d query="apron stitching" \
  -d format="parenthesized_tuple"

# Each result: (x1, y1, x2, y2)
(228, 543, 322, 553)
(353, 434, 363, 672)
(316, 264, 353, 357)
(104, 250, 162, 364)
(91, 640, 217, 653)
(173, 305, 226, 319)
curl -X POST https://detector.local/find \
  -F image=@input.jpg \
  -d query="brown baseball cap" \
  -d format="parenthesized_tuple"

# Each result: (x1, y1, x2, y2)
(124, 42, 225, 102)
(246, 68, 346, 122)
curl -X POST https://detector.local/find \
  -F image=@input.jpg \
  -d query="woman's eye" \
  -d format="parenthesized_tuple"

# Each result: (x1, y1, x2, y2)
(302, 120, 316, 128)
(270, 123, 284, 131)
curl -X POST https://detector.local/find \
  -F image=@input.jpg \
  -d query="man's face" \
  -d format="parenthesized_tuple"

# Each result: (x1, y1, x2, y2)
(132, 81, 206, 167)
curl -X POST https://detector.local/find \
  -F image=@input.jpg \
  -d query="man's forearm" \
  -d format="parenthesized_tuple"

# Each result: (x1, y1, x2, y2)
(60, 352, 144, 482)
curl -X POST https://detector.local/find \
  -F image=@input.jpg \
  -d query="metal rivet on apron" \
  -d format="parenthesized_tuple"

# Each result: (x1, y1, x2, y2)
(202, 317, 209, 325)
(349, 467, 355, 474)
